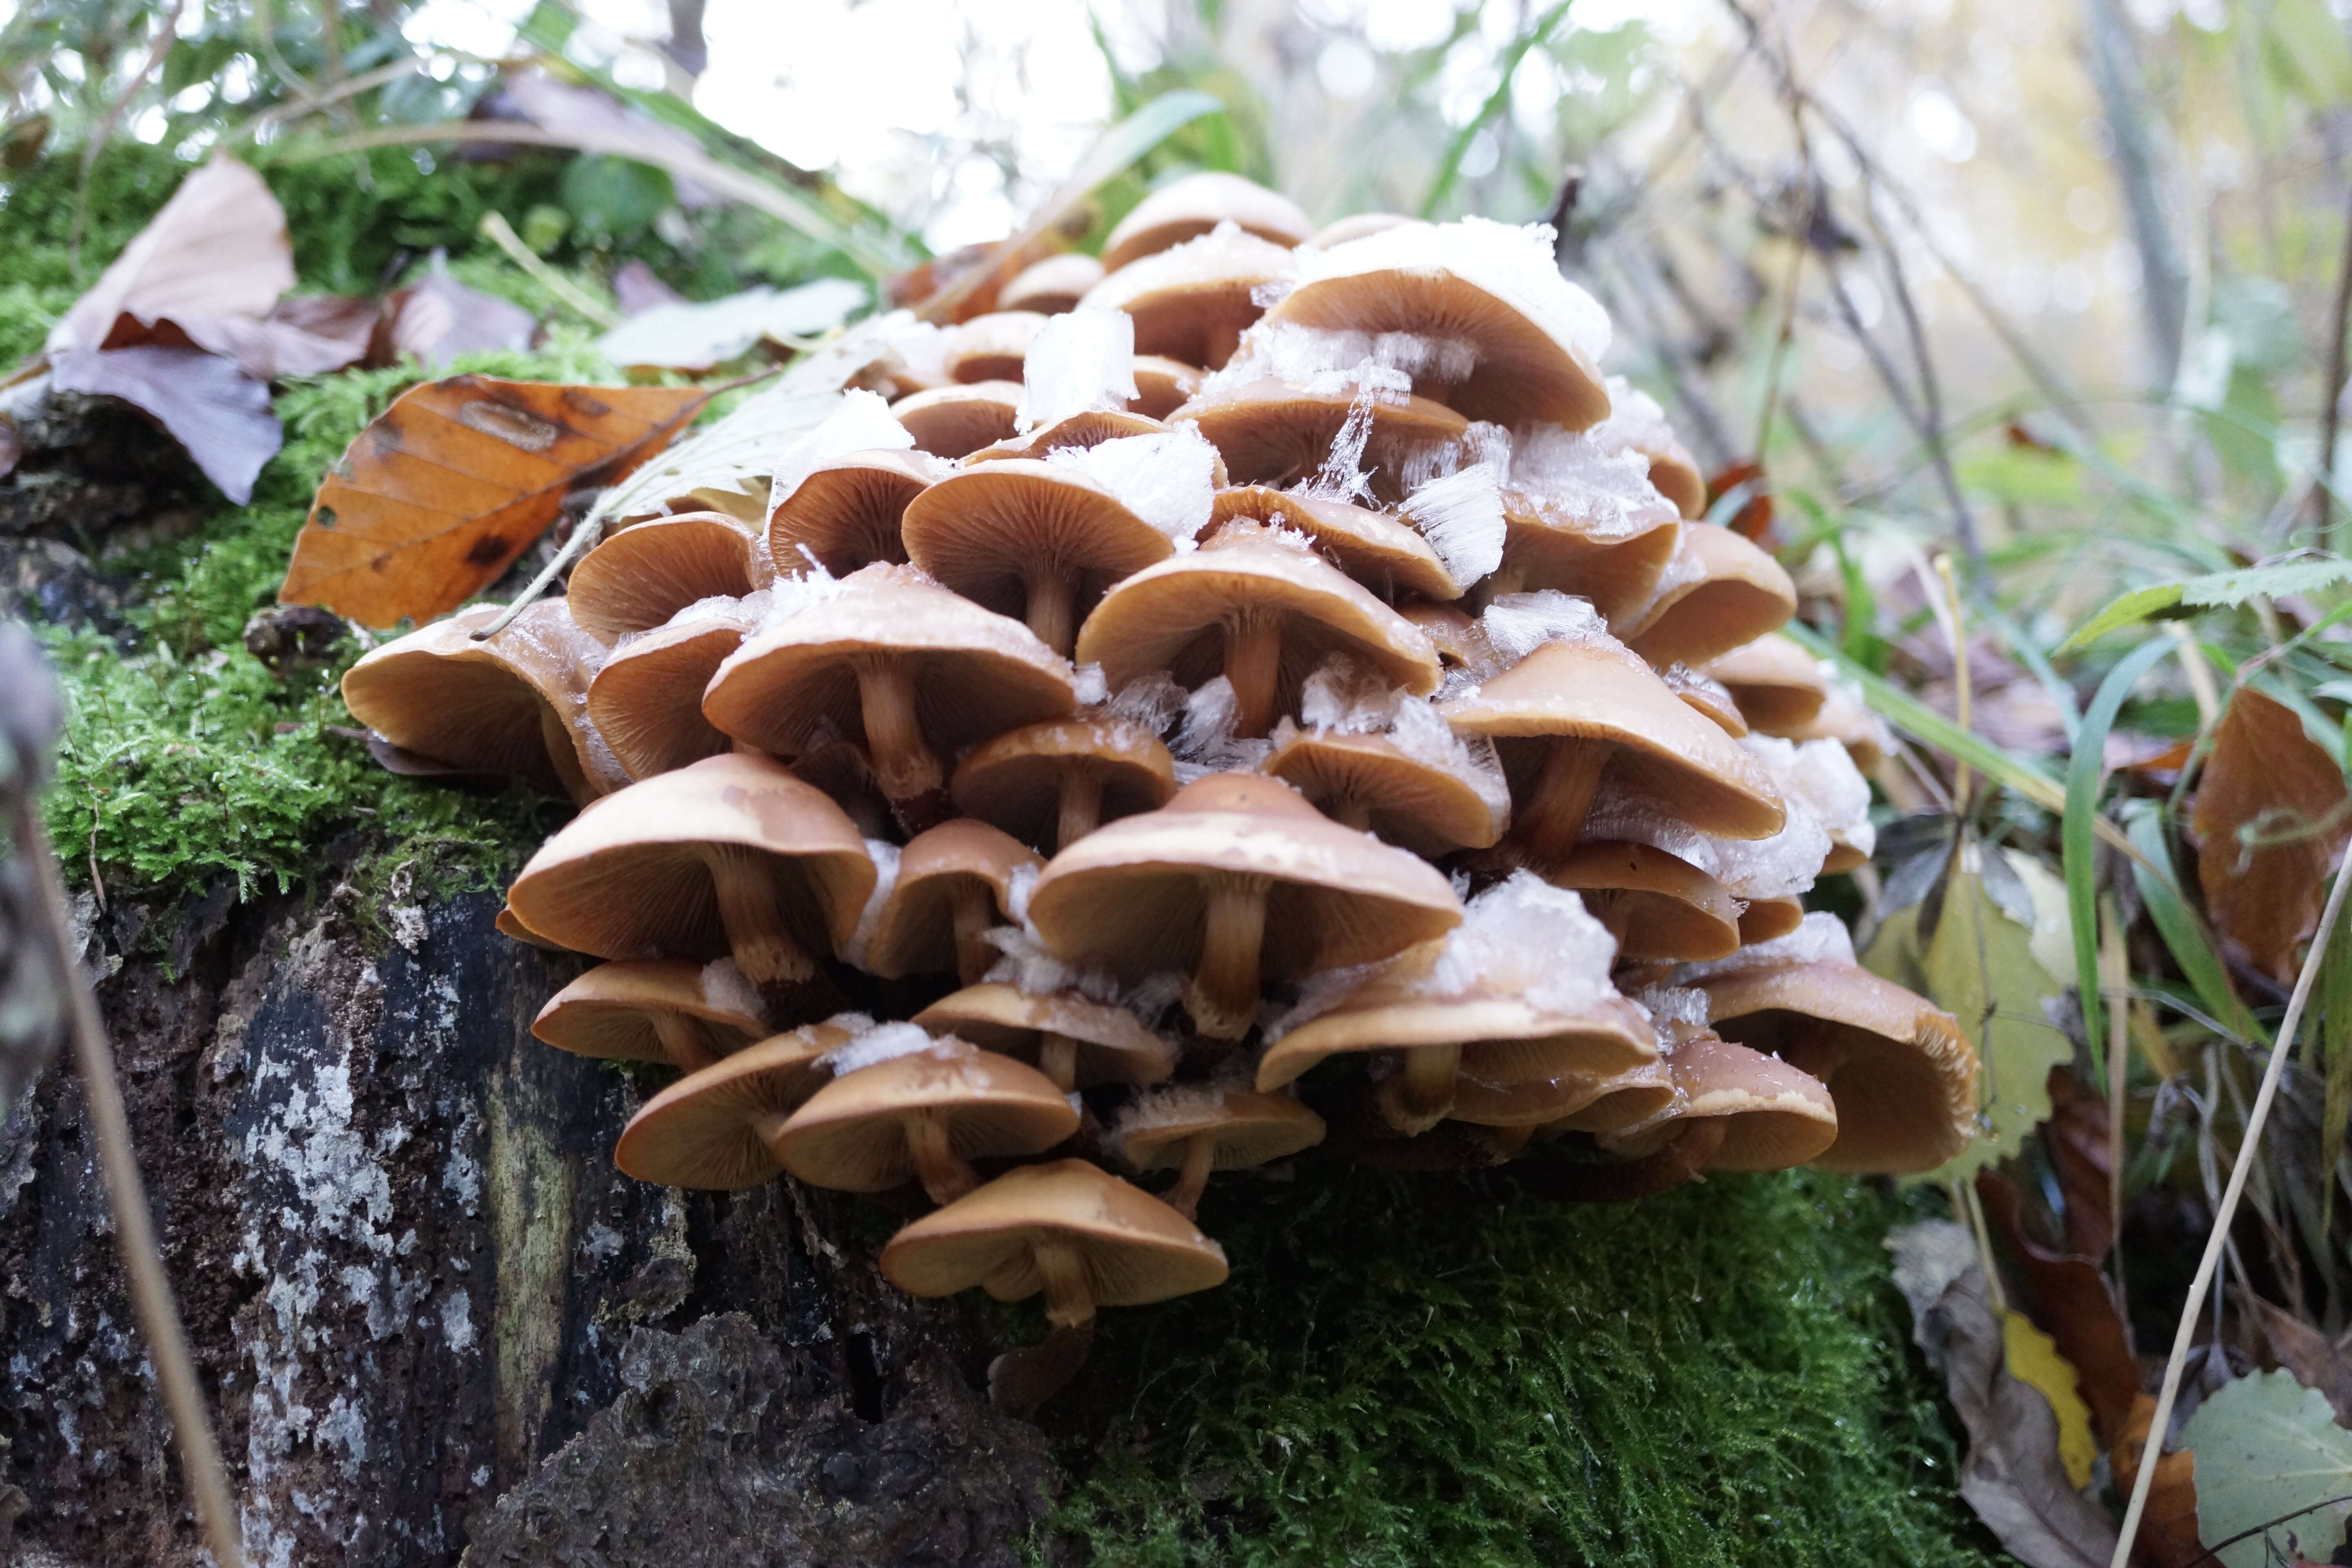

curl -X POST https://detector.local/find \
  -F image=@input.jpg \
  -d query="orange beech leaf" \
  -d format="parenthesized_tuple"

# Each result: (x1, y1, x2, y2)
(2192, 686, 2352, 984)
(1705, 460, 1776, 544)
(2113, 1393, 2202, 1568)
(279, 377, 709, 627)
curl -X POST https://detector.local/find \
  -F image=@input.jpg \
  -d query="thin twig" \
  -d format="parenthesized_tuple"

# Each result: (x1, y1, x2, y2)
(2109, 842, 2352, 1568)
(1936, 554, 1972, 815)
(22, 801, 244, 1568)
(221, 56, 428, 147)
(477, 211, 620, 328)
(2314, 181, 2352, 546)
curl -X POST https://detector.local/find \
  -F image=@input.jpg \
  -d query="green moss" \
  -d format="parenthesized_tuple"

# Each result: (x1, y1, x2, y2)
(1052, 1166, 2002, 1568)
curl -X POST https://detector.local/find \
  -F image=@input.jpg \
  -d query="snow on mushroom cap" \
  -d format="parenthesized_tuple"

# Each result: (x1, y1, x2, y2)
(1756, 734, 1875, 850)
(1508, 424, 1679, 539)
(822, 1019, 964, 1076)
(1278, 652, 1509, 822)
(1398, 461, 1505, 584)
(1208, 320, 1450, 404)
(698, 957, 766, 1020)
(982, 922, 1186, 1022)
(1284, 216, 1613, 368)
(1043, 425, 1219, 546)
(1017, 307, 1139, 432)
(1677, 911, 1857, 980)
(1171, 676, 1274, 781)
(843, 837, 903, 970)
(765, 388, 918, 513)
(1634, 984, 1712, 1034)
(1478, 590, 1608, 665)
(1434, 870, 1619, 1013)
(1590, 376, 1678, 456)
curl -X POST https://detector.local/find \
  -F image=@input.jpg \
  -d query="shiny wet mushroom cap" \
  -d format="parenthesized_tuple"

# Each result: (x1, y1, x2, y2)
(1172, 378, 1471, 505)
(949, 716, 1177, 853)
(1081, 228, 1297, 370)
(1115, 1085, 1325, 1218)
(531, 958, 768, 1071)
(1621, 524, 1799, 670)
(1208, 485, 1461, 603)
(892, 381, 1023, 459)
(1101, 172, 1313, 270)
(611, 1019, 857, 1189)
(766, 448, 937, 575)
(566, 512, 764, 646)
(585, 603, 755, 780)
(1128, 356, 1202, 420)
(1703, 633, 1829, 735)
(1545, 840, 1742, 963)
(852, 818, 1040, 984)
(1599, 1036, 1839, 1172)
(998, 252, 1105, 315)
(912, 983, 1178, 1092)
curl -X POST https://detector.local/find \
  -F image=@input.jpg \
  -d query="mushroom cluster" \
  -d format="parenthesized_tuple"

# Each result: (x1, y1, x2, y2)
(341, 175, 1976, 1410)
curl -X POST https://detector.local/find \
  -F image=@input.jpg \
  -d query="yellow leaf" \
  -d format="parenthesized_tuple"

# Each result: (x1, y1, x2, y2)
(2004, 1310, 2097, 1490)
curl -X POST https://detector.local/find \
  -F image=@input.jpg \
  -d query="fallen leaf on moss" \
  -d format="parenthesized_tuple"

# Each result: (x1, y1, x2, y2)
(278, 376, 709, 625)
(2243, 1292, 2352, 1429)
(2003, 1309, 2099, 1488)
(1977, 1169, 2140, 1452)
(2194, 686, 2351, 984)
(49, 345, 279, 503)
(378, 255, 539, 370)
(597, 278, 867, 372)
(2180, 1369, 2352, 1568)
(49, 152, 290, 354)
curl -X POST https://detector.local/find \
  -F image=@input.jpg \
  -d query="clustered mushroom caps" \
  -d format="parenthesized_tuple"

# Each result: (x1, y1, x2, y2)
(342, 173, 1982, 1409)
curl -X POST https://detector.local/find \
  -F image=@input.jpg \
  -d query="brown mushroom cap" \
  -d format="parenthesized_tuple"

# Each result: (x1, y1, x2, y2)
(1081, 229, 1296, 369)
(1443, 1061, 1671, 1129)
(341, 599, 620, 804)
(1592, 380, 1709, 521)
(765, 448, 935, 575)
(914, 983, 1176, 1089)
(1209, 485, 1460, 602)
(1101, 172, 1313, 270)
(1696, 959, 1976, 1174)
(1263, 728, 1504, 856)
(1029, 773, 1462, 1040)
(1116, 1084, 1325, 1214)
(879, 1158, 1230, 1325)
(1129, 356, 1202, 419)
(611, 1020, 855, 1189)
(1494, 488, 1682, 626)
(495, 902, 563, 949)
(999, 252, 1106, 315)
(893, 381, 1023, 459)
(1308, 212, 1413, 248)
(1173, 378, 1471, 505)
(505, 752, 875, 1002)
(1660, 663, 1749, 737)
(567, 512, 763, 646)
(1737, 895, 1806, 946)
(1621, 524, 1798, 669)
(1603, 1036, 1838, 1171)
(585, 609, 750, 780)
(1261, 221, 1610, 428)
(854, 819, 1040, 982)
(1076, 527, 1441, 739)
(944, 310, 1048, 383)
(899, 459, 1176, 656)
(950, 716, 1177, 853)
(1787, 692, 1890, 776)
(1641, 436, 1706, 520)
(1533, 1059, 1681, 1132)
(1394, 597, 1486, 676)
(532, 958, 769, 1069)
(1703, 633, 1828, 735)
(702, 563, 1077, 825)
(771, 1043, 1078, 1203)
(966, 409, 1172, 465)
(1443, 635, 1786, 859)
(1546, 840, 1742, 962)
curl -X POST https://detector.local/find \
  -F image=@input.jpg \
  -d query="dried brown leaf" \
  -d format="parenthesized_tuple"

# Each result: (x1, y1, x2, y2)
(278, 377, 708, 626)
(2044, 1065, 2117, 1260)
(49, 153, 292, 356)
(49, 345, 279, 504)
(1978, 1168, 2140, 1450)
(2243, 1290, 2352, 1429)
(2114, 1393, 2204, 1568)
(2194, 686, 2352, 984)
(378, 259, 537, 370)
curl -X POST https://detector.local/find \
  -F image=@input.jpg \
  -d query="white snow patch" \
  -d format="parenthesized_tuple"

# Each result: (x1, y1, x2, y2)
(1017, 307, 1138, 431)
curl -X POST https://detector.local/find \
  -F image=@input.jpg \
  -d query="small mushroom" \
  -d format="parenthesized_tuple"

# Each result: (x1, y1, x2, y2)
(966, 408, 1171, 465)
(771, 1036, 1078, 1205)
(949, 716, 1177, 853)
(1737, 895, 1806, 945)
(853, 819, 1040, 984)
(1174, 378, 1471, 505)
(913, 982, 1178, 1092)
(1259, 218, 1611, 428)
(1080, 227, 1297, 369)
(532, 958, 769, 1071)
(1452, 1059, 1677, 1131)
(585, 603, 755, 779)
(1787, 690, 1891, 776)
(702, 562, 1077, 833)
(766, 448, 938, 574)
(505, 752, 876, 1019)
(1077, 525, 1440, 739)
(1659, 663, 1748, 737)
(1129, 356, 1202, 419)
(1029, 773, 1461, 1040)
(495, 901, 563, 949)
(1114, 1084, 1325, 1218)
(1487, 476, 1683, 625)
(1209, 485, 1460, 602)
(892, 381, 1022, 459)
(341, 599, 622, 805)
(565, 512, 764, 646)
(1597, 1036, 1838, 1172)
(1691, 939, 1976, 1174)
(1263, 725, 1505, 856)
(1590, 376, 1706, 519)
(611, 1018, 859, 1188)
(1702, 633, 1827, 735)
(1100, 172, 1312, 270)
(943, 310, 1048, 383)
(1620, 524, 1799, 670)
(900, 459, 1178, 656)
(1443, 630, 1782, 867)
(998, 252, 1105, 315)
(1545, 840, 1742, 962)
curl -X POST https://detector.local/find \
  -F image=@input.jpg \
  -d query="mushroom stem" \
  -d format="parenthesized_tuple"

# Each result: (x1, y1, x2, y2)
(649, 1013, 721, 1073)
(1031, 1238, 1097, 1329)
(1223, 613, 1283, 738)
(853, 657, 944, 809)
(1519, 1120, 1728, 1203)
(1512, 739, 1612, 866)
(1025, 568, 1077, 659)
(1055, 769, 1105, 852)
(987, 1320, 1095, 1417)
(701, 844, 824, 1000)
(1037, 1032, 1082, 1093)
(948, 881, 999, 986)
(1187, 871, 1270, 1041)
(904, 1111, 980, 1206)
(1375, 1044, 1461, 1136)
(1166, 1133, 1216, 1220)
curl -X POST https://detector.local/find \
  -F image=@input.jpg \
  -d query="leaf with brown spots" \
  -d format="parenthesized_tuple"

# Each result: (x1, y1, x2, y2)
(2193, 686, 2352, 984)
(278, 377, 710, 626)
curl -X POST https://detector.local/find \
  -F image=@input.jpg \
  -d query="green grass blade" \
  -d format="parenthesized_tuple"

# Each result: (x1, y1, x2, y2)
(2121, 802, 2265, 1045)
(1419, 2, 1572, 217)
(2063, 637, 2176, 1091)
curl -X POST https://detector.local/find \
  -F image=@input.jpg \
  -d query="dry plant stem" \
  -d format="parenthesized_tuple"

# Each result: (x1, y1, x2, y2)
(2110, 846, 2352, 1568)
(1055, 772, 1104, 853)
(479, 211, 621, 329)
(1224, 615, 1283, 738)
(1032, 1240, 1097, 1329)
(699, 844, 820, 990)
(24, 805, 246, 1568)
(855, 659, 943, 804)
(904, 1113, 979, 1206)
(651, 1014, 722, 1073)
(1168, 1135, 1217, 1219)
(1025, 569, 1077, 659)
(1515, 742, 1611, 865)
(2319, 180, 2352, 543)
(1188, 872, 1270, 1041)
(1037, 1033, 1082, 1093)
(948, 882, 997, 986)
(1935, 554, 1973, 815)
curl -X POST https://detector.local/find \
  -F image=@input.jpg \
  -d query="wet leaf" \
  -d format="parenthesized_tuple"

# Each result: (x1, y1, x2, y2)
(2004, 1310, 2098, 1488)
(48, 152, 291, 356)
(1978, 1169, 2140, 1450)
(49, 345, 278, 504)
(597, 278, 867, 371)
(2194, 686, 2351, 984)
(2179, 1369, 2352, 1568)
(278, 377, 708, 625)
